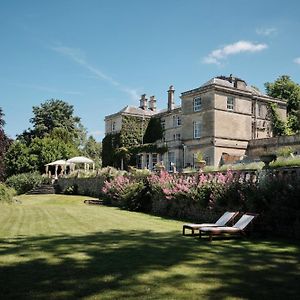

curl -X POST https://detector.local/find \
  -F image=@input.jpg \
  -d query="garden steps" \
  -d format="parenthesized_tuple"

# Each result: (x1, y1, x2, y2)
(84, 199, 103, 205)
(26, 184, 55, 195)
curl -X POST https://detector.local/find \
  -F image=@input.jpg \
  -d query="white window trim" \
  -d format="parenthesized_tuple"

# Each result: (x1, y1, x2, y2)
(193, 121, 201, 139)
(193, 97, 202, 112)
(227, 96, 234, 111)
(173, 115, 181, 127)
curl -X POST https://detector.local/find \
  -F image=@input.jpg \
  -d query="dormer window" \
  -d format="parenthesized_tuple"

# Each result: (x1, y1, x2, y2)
(193, 97, 202, 112)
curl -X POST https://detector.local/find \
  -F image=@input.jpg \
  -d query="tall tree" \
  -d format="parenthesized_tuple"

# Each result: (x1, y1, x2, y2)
(265, 75, 300, 134)
(0, 107, 5, 128)
(5, 137, 80, 176)
(5, 99, 87, 176)
(23, 99, 84, 143)
(4, 141, 34, 177)
(82, 136, 102, 168)
(17, 98, 87, 147)
(0, 108, 12, 180)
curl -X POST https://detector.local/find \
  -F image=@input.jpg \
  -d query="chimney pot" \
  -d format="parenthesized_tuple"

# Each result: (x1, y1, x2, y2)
(149, 95, 157, 111)
(139, 94, 148, 110)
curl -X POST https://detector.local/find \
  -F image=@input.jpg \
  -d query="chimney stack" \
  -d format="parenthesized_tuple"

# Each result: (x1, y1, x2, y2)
(139, 94, 148, 110)
(149, 95, 157, 111)
(167, 85, 175, 111)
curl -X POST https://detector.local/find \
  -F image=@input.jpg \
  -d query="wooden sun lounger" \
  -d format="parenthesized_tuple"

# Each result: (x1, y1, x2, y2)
(182, 211, 239, 236)
(199, 213, 258, 241)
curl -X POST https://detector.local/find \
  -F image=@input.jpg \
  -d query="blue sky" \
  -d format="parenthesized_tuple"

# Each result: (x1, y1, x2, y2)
(1, 0, 299, 141)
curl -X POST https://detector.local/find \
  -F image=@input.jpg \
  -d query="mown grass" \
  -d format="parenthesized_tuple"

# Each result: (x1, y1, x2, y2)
(0, 194, 299, 299)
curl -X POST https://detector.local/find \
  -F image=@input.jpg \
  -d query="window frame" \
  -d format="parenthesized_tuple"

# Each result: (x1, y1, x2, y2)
(173, 133, 181, 141)
(193, 97, 202, 112)
(193, 121, 201, 139)
(258, 103, 262, 117)
(173, 115, 182, 127)
(227, 96, 235, 111)
(111, 121, 116, 132)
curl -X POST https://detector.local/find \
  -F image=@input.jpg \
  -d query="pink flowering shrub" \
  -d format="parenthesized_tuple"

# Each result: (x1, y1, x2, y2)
(102, 175, 149, 211)
(101, 169, 300, 238)
(148, 171, 222, 219)
(101, 170, 240, 219)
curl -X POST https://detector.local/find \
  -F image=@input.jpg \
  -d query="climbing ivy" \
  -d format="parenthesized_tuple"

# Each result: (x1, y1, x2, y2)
(268, 103, 286, 136)
(120, 115, 149, 147)
(102, 115, 166, 169)
(143, 117, 164, 143)
(102, 133, 121, 167)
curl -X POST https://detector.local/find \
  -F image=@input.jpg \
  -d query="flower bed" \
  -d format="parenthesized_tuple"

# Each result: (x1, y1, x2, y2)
(101, 170, 300, 238)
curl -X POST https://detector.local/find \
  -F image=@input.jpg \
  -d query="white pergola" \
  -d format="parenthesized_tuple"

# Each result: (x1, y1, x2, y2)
(67, 156, 95, 172)
(45, 159, 72, 178)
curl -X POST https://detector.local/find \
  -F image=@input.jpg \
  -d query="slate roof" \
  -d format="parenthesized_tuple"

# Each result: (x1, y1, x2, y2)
(118, 105, 156, 116)
(201, 76, 265, 96)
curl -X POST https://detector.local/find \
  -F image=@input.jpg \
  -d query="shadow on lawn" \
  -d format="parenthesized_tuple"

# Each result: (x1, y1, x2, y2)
(0, 231, 299, 299)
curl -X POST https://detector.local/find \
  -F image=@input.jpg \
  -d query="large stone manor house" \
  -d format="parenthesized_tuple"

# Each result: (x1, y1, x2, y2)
(104, 75, 287, 170)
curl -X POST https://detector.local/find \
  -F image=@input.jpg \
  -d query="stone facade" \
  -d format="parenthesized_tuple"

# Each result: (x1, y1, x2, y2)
(104, 75, 287, 169)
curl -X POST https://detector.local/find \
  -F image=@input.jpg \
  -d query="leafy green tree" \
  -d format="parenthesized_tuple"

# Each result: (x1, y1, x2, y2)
(30, 99, 82, 138)
(0, 107, 5, 128)
(265, 75, 300, 135)
(29, 137, 79, 172)
(82, 136, 102, 168)
(0, 108, 12, 180)
(5, 137, 80, 176)
(4, 141, 35, 177)
(49, 127, 77, 145)
(265, 75, 300, 113)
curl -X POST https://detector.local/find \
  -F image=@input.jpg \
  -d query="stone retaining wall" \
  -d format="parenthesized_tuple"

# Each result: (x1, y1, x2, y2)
(247, 133, 300, 157)
(56, 177, 106, 198)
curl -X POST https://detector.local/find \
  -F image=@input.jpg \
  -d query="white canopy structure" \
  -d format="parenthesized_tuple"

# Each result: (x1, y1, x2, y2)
(45, 159, 72, 178)
(67, 156, 94, 164)
(45, 159, 71, 166)
(67, 156, 95, 172)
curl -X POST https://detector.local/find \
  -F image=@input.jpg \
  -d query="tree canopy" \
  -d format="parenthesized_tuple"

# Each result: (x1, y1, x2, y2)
(265, 75, 300, 135)
(82, 136, 102, 168)
(5, 137, 80, 177)
(0, 108, 11, 180)
(30, 99, 81, 138)
(4, 99, 99, 177)
(265, 75, 300, 114)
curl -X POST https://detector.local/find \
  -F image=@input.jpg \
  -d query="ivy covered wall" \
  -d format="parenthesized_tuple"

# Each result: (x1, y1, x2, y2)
(102, 115, 165, 168)
(102, 132, 121, 167)
(120, 115, 149, 146)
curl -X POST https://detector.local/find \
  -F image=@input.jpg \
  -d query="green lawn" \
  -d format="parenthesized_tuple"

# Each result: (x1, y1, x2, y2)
(0, 195, 299, 299)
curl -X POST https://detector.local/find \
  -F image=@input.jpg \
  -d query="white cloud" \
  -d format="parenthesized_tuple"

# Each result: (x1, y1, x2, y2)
(256, 27, 277, 36)
(203, 40, 268, 65)
(51, 45, 139, 100)
(294, 57, 300, 65)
